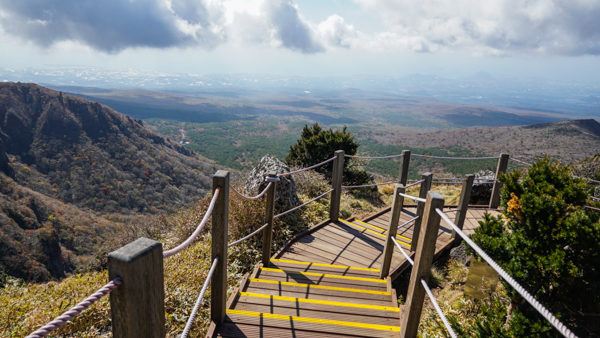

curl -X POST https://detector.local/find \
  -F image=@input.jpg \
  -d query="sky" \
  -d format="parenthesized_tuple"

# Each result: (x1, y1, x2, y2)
(1, 0, 600, 83)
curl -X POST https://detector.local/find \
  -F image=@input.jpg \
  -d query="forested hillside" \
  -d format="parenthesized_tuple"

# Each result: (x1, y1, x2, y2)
(0, 83, 217, 281)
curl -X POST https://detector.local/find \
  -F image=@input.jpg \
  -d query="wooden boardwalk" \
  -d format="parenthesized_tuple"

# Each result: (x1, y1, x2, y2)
(209, 206, 499, 337)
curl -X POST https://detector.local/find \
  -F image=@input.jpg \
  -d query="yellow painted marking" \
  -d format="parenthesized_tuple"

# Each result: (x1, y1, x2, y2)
(270, 258, 380, 272)
(240, 292, 400, 312)
(250, 278, 391, 295)
(261, 267, 386, 284)
(228, 309, 400, 332)
(354, 219, 413, 242)
(339, 219, 411, 248)
(338, 218, 386, 239)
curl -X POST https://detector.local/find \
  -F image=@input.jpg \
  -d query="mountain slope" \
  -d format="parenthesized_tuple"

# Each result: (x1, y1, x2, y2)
(0, 82, 216, 281)
(0, 82, 215, 213)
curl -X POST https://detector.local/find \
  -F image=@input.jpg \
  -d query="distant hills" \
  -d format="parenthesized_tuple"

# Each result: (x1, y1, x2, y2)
(369, 119, 600, 164)
(0, 83, 216, 281)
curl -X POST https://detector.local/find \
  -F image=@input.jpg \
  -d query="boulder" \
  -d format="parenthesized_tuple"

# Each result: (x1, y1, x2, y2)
(244, 155, 300, 212)
(469, 170, 495, 205)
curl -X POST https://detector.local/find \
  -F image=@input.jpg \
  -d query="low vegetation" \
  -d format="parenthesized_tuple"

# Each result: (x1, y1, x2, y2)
(418, 158, 600, 337)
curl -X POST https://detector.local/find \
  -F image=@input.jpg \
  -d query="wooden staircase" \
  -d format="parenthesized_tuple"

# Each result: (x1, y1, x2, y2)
(209, 207, 498, 337)
(210, 216, 413, 338)
(216, 257, 401, 337)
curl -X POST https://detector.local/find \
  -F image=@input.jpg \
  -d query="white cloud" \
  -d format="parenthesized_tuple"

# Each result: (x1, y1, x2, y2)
(354, 0, 600, 55)
(1, 0, 598, 56)
(317, 15, 358, 48)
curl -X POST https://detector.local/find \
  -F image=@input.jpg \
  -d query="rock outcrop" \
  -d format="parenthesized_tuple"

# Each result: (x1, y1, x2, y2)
(244, 155, 300, 212)
(469, 170, 495, 205)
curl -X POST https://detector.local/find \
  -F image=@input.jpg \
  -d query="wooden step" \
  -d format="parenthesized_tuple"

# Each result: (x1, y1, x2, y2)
(236, 292, 400, 321)
(245, 278, 394, 305)
(216, 321, 369, 338)
(225, 310, 400, 337)
(269, 258, 381, 278)
(256, 270, 387, 291)
(256, 268, 387, 291)
(258, 267, 387, 285)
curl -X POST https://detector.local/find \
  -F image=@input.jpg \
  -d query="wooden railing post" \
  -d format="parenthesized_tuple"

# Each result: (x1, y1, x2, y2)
(262, 172, 279, 265)
(453, 174, 474, 238)
(108, 238, 166, 338)
(211, 170, 229, 327)
(329, 150, 345, 221)
(410, 172, 433, 251)
(489, 153, 509, 209)
(399, 150, 411, 186)
(380, 184, 405, 278)
(400, 192, 445, 338)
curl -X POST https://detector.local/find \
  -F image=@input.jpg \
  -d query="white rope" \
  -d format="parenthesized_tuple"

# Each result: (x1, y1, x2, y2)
(421, 279, 458, 338)
(391, 237, 414, 265)
(228, 223, 269, 247)
(163, 189, 220, 258)
(344, 153, 404, 160)
(510, 158, 533, 166)
(274, 189, 333, 219)
(26, 278, 121, 338)
(231, 182, 272, 200)
(180, 258, 219, 338)
(591, 196, 600, 201)
(436, 209, 578, 338)
(575, 176, 600, 184)
(399, 215, 420, 229)
(399, 192, 426, 203)
(278, 157, 336, 177)
(405, 179, 425, 188)
(342, 180, 396, 189)
(584, 205, 600, 212)
(413, 154, 499, 160)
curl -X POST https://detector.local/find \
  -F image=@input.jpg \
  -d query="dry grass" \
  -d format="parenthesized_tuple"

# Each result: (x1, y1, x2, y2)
(417, 255, 511, 337)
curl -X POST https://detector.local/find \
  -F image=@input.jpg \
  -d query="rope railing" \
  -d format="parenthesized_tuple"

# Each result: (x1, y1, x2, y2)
(399, 192, 426, 203)
(584, 205, 600, 212)
(163, 188, 220, 258)
(231, 182, 272, 200)
(390, 218, 457, 338)
(180, 258, 219, 338)
(405, 179, 425, 188)
(421, 279, 458, 338)
(344, 153, 404, 160)
(436, 208, 578, 338)
(345, 153, 498, 160)
(576, 176, 600, 184)
(228, 222, 269, 247)
(391, 237, 414, 265)
(342, 180, 397, 189)
(510, 157, 533, 166)
(274, 189, 333, 219)
(26, 278, 122, 338)
(278, 156, 336, 177)
(413, 153, 499, 160)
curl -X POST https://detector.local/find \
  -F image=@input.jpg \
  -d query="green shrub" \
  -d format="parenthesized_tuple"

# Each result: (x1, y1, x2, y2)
(471, 158, 600, 336)
(286, 123, 371, 185)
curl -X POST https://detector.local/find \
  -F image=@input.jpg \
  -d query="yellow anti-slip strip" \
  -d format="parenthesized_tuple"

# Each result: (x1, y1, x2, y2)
(261, 267, 387, 284)
(354, 219, 412, 242)
(250, 278, 391, 295)
(270, 258, 381, 273)
(338, 219, 412, 248)
(228, 309, 400, 332)
(240, 292, 400, 312)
